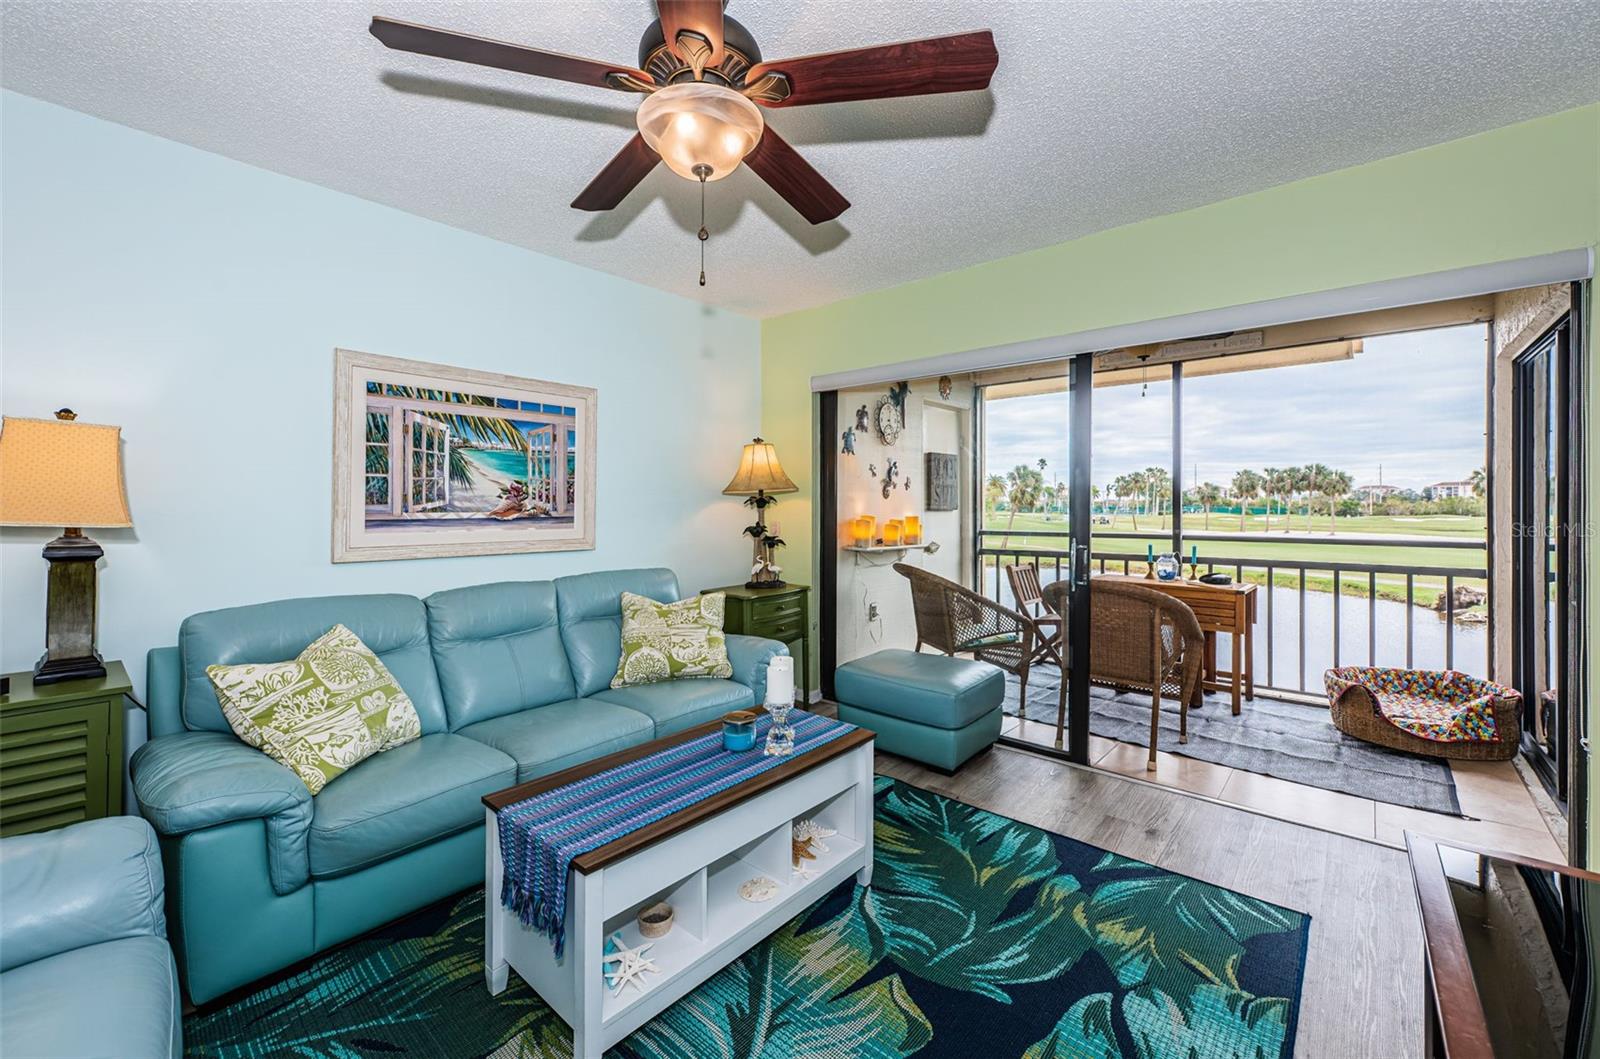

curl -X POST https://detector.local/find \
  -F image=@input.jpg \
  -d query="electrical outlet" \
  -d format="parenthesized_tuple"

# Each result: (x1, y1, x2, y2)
(867, 602, 880, 622)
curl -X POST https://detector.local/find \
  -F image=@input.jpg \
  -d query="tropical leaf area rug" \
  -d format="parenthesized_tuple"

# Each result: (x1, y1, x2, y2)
(185, 778, 1310, 1059)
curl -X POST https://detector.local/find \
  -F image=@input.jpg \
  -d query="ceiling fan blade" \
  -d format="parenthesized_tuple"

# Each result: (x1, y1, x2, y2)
(656, 0, 726, 70)
(745, 31, 997, 108)
(743, 126, 849, 225)
(370, 17, 653, 92)
(571, 134, 660, 211)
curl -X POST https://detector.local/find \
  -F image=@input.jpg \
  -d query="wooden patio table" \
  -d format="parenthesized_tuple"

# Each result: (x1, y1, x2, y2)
(1093, 573, 1258, 714)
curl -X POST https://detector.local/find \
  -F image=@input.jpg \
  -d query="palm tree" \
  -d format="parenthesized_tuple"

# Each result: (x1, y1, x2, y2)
(1194, 482, 1224, 529)
(1113, 471, 1145, 531)
(1470, 466, 1487, 498)
(1231, 469, 1263, 530)
(1143, 466, 1171, 528)
(1318, 468, 1353, 533)
(1263, 467, 1294, 528)
(1000, 464, 1045, 548)
(984, 474, 1005, 517)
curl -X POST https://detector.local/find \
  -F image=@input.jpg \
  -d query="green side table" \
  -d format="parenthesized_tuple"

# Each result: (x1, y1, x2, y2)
(0, 661, 131, 836)
(706, 583, 811, 705)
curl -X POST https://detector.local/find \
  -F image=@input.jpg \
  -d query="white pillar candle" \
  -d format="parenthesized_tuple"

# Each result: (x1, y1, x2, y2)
(765, 655, 795, 706)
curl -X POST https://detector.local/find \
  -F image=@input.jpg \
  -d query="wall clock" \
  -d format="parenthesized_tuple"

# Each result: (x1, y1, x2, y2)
(874, 396, 903, 446)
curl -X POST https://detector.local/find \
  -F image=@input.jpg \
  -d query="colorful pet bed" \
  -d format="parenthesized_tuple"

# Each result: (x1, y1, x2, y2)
(1324, 666, 1522, 761)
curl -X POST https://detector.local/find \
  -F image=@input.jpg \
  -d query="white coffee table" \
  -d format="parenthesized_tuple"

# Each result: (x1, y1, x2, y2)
(483, 719, 875, 1059)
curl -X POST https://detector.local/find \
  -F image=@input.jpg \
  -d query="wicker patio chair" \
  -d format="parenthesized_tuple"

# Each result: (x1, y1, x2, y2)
(1324, 666, 1522, 762)
(894, 563, 1035, 706)
(1006, 562, 1065, 669)
(1042, 578, 1205, 769)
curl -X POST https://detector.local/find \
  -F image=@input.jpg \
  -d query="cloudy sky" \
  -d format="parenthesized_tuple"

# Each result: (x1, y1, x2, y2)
(983, 323, 1489, 494)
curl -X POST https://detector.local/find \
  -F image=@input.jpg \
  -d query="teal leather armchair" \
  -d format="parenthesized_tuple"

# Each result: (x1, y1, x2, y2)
(132, 568, 788, 1003)
(0, 816, 181, 1058)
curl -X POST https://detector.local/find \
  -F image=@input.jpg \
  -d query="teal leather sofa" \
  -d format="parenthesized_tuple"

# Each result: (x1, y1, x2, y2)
(132, 568, 786, 1004)
(0, 816, 181, 1058)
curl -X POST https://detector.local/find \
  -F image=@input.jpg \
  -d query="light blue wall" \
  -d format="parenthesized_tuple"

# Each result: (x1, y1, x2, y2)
(0, 91, 764, 713)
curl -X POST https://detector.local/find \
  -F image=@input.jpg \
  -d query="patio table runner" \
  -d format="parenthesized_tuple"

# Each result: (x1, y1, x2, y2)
(496, 710, 857, 958)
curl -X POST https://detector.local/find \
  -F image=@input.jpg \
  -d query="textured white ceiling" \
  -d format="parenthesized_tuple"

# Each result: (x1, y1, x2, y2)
(3, 1, 1597, 318)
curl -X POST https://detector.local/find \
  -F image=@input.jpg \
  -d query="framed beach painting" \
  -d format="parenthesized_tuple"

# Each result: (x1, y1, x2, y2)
(332, 348, 596, 562)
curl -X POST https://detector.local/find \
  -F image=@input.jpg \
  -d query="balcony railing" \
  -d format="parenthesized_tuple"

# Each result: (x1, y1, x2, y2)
(976, 528, 1489, 699)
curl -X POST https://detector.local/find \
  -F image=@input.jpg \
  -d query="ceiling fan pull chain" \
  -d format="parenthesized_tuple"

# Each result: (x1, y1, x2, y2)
(695, 163, 711, 287)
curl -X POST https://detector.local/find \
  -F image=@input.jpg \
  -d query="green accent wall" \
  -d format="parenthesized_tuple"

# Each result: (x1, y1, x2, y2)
(760, 103, 1600, 855)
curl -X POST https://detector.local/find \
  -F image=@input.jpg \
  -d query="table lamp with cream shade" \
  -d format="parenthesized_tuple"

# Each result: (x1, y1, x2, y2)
(722, 437, 797, 589)
(0, 410, 132, 684)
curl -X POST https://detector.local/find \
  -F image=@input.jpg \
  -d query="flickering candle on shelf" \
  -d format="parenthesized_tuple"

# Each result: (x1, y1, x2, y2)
(853, 515, 875, 546)
(765, 655, 795, 706)
(883, 519, 903, 546)
(903, 515, 921, 544)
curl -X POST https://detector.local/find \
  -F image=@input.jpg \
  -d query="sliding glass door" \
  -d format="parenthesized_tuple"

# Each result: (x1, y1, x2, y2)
(979, 354, 1095, 763)
(1513, 314, 1574, 806)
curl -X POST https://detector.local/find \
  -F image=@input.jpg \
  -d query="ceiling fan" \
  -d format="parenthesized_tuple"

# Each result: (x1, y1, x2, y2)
(369, 2, 999, 227)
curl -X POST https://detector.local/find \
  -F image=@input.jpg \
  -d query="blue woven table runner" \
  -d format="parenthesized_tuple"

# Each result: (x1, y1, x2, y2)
(496, 710, 858, 958)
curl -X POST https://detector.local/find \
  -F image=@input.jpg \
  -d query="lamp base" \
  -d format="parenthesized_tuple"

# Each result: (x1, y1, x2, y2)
(34, 530, 105, 686)
(744, 579, 789, 590)
(33, 650, 107, 686)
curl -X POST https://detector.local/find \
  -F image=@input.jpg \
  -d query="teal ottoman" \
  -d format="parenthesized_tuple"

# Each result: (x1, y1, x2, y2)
(834, 649, 1005, 771)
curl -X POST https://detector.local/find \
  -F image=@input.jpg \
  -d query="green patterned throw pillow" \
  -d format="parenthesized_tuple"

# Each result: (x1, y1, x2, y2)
(206, 624, 422, 794)
(610, 591, 734, 689)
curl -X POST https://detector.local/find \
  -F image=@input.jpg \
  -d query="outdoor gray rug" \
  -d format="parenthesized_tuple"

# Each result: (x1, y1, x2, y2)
(1004, 665, 1461, 815)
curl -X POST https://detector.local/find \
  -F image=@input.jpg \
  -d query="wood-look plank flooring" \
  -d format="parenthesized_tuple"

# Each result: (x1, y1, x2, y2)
(875, 743, 1423, 1059)
(1002, 707, 1567, 863)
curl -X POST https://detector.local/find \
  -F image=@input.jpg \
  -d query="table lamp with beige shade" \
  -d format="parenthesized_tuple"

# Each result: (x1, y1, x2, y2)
(0, 410, 132, 684)
(722, 437, 797, 589)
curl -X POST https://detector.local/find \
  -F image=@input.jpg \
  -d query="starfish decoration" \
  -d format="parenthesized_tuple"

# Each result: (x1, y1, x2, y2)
(794, 818, 837, 855)
(602, 932, 660, 995)
(794, 861, 819, 882)
(792, 836, 817, 867)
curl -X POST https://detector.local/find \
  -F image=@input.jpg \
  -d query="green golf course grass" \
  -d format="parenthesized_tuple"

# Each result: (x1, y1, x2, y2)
(979, 511, 1488, 605)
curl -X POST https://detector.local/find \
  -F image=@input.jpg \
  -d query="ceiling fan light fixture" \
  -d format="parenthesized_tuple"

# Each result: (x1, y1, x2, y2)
(636, 82, 764, 182)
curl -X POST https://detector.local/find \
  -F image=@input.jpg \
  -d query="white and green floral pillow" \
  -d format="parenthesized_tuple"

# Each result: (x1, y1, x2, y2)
(205, 624, 422, 794)
(610, 591, 734, 689)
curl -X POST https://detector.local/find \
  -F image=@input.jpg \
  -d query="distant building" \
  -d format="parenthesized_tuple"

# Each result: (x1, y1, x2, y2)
(1428, 480, 1475, 500)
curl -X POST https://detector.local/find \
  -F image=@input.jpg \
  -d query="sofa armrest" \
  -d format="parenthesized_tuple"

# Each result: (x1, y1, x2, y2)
(131, 731, 312, 896)
(0, 817, 167, 973)
(726, 634, 789, 705)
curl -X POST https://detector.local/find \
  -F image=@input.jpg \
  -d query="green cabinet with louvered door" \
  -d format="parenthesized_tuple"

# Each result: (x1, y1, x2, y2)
(706, 583, 812, 706)
(0, 662, 130, 836)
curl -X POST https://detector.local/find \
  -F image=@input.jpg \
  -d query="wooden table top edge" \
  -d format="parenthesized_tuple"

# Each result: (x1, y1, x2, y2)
(1093, 571, 1259, 596)
(1404, 830, 1598, 1059)
(483, 711, 874, 874)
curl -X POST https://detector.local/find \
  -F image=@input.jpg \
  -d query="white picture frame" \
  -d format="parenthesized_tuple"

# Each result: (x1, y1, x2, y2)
(331, 348, 597, 563)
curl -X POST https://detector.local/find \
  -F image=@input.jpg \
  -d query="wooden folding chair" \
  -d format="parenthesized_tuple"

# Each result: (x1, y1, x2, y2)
(1006, 562, 1065, 670)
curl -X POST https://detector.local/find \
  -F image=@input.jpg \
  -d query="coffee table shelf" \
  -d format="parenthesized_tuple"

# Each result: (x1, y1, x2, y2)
(484, 720, 874, 1058)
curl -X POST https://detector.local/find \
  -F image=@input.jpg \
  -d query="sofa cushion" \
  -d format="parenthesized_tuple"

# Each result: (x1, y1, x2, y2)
(307, 733, 515, 878)
(206, 624, 423, 795)
(457, 699, 655, 783)
(833, 649, 1005, 730)
(611, 591, 733, 688)
(425, 581, 577, 730)
(180, 594, 447, 736)
(592, 679, 754, 737)
(555, 569, 680, 697)
(0, 936, 180, 1059)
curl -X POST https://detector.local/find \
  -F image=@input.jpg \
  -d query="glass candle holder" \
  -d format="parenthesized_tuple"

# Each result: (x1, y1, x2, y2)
(903, 515, 921, 544)
(883, 519, 903, 546)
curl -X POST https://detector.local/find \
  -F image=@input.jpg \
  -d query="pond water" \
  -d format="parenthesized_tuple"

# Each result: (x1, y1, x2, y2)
(994, 574, 1488, 694)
